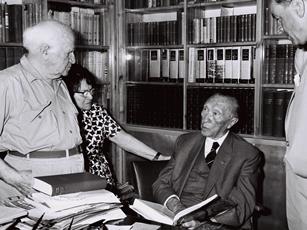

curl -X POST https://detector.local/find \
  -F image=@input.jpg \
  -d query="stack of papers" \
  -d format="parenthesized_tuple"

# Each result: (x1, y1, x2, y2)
(1, 189, 126, 229)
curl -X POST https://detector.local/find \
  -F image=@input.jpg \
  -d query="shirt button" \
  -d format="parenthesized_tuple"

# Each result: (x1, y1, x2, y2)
(63, 111, 66, 114)
(286, 141, 289, 147)
(38, 115, 42, 119)
(69, 130, 72, 133)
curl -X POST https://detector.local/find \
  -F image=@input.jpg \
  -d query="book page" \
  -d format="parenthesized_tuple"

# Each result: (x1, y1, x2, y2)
(130, 199, 174, 226)
(0, 206, 27, 224)
(173, 194, 218, 224)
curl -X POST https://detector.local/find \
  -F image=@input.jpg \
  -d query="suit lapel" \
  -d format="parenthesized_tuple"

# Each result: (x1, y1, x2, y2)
(177, 133, 206, 197)
(203, 133, 233, 199)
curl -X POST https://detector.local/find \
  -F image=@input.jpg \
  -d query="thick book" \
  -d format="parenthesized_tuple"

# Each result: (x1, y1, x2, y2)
(130, 194, 218, 226)
(32, 172, 107, 196)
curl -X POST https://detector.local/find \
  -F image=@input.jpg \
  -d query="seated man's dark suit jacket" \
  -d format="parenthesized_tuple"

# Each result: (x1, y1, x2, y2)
(153, 131, 261, 228)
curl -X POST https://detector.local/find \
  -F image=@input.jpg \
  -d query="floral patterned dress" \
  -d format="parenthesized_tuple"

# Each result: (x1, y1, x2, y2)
(81, 103, 121, 186)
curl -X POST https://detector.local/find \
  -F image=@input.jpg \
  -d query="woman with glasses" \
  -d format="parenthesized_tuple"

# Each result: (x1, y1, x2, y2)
(63, 64, 169, 194)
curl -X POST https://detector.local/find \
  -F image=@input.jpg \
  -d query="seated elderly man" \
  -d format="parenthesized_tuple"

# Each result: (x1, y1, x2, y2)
(153, 94, 261, 230)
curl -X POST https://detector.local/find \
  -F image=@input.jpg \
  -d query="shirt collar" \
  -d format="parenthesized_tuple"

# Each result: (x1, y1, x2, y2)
(206, 131, 229, 149)
(20, 55, 63, 88)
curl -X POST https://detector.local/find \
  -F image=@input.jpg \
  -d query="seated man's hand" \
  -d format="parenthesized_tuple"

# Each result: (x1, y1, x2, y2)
(177, 208, 208, 228)
(166, 197, 186, 214)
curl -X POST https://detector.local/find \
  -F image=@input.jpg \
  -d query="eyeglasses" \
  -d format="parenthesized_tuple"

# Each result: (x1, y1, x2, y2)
(75, 89, 95, 97)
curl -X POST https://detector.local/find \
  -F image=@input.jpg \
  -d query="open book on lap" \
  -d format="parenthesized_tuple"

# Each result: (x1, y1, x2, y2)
(130, 194, 219, 226)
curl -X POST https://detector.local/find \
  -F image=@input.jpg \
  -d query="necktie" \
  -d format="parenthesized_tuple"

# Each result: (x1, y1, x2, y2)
(206, 142, 219, 168)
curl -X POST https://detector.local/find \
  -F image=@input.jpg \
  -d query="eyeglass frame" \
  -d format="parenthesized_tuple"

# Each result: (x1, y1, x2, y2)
(74, 88, 95, 97)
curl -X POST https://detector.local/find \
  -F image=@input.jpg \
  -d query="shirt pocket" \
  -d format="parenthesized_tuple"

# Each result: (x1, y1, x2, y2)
(18, 101, 59, 148)
(20, 101, 52, 123)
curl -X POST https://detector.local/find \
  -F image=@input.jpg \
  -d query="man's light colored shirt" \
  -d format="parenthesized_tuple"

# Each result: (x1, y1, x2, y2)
(204, 131, 229, 157)
(0, 55, 82, 153)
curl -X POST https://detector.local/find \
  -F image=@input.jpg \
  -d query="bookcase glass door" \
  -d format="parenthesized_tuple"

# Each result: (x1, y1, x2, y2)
(261, 0, 295, 138)
(123, 0, 261, 137)
(0, 0, 43, 71)
(46, 0, 113, 109)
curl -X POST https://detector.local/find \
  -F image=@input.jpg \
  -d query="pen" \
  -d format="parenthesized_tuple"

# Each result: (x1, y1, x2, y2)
(32, 213, 44, 230)
(67, 217, 74, 230)
(6, 217, 21, 230)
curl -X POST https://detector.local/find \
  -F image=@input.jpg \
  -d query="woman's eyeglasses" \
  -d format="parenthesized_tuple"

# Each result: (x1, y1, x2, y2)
(75, 89, 95, 97)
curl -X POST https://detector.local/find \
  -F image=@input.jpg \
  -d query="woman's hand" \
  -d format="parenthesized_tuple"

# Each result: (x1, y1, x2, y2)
(152, 152, 171, 161)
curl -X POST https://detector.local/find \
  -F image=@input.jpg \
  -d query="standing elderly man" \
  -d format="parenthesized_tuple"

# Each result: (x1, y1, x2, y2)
(153, 94, 261, 230)
(271, 1, 307, 229)
(0, 20, 82, 197)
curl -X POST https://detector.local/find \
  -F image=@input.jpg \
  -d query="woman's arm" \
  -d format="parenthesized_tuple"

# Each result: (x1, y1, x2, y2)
(109, 130, 170, 161)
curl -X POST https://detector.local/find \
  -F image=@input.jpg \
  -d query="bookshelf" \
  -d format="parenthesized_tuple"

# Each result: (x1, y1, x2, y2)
(116, 0, 296, 140)
(119, 0, 260, 137)
(0, 0, 43, 71)
(44, 0, 114, 109)
(116, 1, 289, 229)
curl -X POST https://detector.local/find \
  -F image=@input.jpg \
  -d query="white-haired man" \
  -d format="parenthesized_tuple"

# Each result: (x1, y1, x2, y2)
(271, 1, 307, 229)
(0, 20, 82, 198)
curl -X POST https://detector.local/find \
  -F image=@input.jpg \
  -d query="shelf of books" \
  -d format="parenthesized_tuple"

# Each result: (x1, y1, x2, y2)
(259, 0, 294, 139)
(122, 0, 261, 138)
(0, 0, 43, 71)
(46, 0, 113, 108)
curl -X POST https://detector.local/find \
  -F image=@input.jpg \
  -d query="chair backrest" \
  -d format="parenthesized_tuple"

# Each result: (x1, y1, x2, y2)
(131, 160, 169, 202)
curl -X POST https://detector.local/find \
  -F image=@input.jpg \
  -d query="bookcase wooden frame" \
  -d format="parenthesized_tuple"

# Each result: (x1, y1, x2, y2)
(114, 0, 294, 180)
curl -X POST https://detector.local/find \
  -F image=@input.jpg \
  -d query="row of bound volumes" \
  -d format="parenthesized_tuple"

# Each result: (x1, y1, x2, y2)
(127, 47, 255, 83)
(189, 46, 255, 83)
(264, 2, 285, 36)
(127, 84, 183, 129)
(190, 14, 256, 44)
(75, 50, 109, 83)
(48, 6, 109, 46)
(128, 49, 185, 82)
(263, 44, 295, 85)
(0, 46, 24, 70)
(0, 48, 109, 84)
(0, 1, 42, 43)
(187, 87, 254, 134)
(262, 89, 292, 137)
(125, 0, 184, 9)
(127, 12, 182, 46)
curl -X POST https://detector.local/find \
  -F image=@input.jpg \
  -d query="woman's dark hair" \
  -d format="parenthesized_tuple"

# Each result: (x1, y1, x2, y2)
(273, 0, 292, 4)
(63, 64, 97, 99)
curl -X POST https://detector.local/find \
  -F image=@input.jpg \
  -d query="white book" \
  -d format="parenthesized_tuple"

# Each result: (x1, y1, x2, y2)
(232, 47, 241, 81)
(240, 46, 252, 81)
(149, 49, 161, 79)
(161, 49, 170, 78)
(224, 47, 233, 81)
(207, 48, 216, 81)
(216, 47, 225, 81)
(169, 49, 179, 80)
(196, 48, 206, 81)
(130, 194, 218, 226)
(188, 47, 196, 83)
(178, 49, 185, 80)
